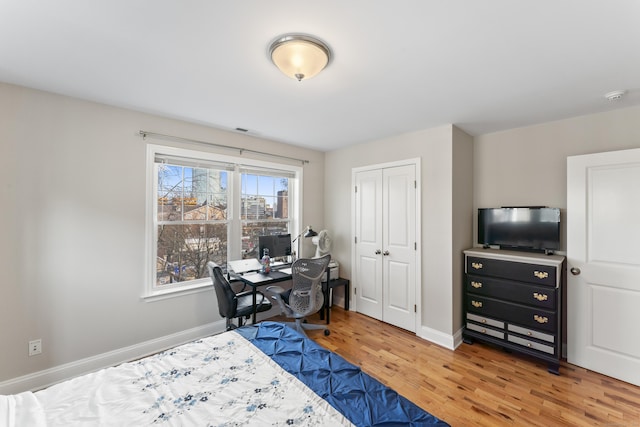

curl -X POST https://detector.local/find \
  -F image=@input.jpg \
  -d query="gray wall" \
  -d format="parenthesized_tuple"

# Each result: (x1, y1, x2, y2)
(474, 105, 640, 253)
(2, 79, 639, 391)
(324, 125, 474, 344)
(0, 83, 325, 388)
(325, 105, 640, 346)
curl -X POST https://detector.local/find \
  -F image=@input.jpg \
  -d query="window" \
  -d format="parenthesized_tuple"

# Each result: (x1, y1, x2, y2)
(240, 168, 293, 260)
(145, 145, 301, 299)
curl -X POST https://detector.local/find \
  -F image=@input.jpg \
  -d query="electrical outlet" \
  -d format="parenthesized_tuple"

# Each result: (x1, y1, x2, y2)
(29, 339, 42, 356)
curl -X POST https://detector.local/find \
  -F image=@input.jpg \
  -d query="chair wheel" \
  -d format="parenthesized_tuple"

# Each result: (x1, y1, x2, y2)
(324, 329, 330, 336)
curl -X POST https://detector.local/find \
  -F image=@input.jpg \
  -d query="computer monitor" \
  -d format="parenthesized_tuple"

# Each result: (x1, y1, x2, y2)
(258, 234, 291, 259)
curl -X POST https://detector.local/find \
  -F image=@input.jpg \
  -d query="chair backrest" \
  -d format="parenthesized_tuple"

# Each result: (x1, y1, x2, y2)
(207, 261, 237, 319)
(288, 254, 331, 316)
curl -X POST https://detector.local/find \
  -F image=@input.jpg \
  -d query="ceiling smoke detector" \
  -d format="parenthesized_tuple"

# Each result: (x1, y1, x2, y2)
(604, 90, 626, 101)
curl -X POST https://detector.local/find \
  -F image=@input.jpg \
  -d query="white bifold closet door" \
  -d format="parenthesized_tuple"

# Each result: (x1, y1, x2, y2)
(354, 161, 418, 332)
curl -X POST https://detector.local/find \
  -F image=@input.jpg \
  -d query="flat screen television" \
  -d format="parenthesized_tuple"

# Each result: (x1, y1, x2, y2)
(477, 207, 560, 253)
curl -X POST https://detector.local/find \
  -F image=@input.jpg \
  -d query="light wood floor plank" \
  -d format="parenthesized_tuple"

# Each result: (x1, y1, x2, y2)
(292, 307, 640, 426)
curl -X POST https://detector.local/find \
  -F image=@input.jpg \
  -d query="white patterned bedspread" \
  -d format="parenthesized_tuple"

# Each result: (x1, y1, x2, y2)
(1, 331, 354, 426)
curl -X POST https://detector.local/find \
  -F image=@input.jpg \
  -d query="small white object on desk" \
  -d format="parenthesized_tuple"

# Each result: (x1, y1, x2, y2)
(227, 258, 262, 274)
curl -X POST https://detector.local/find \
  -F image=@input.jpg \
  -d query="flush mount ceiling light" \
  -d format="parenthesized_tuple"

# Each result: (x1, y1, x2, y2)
(604, 90, 626, 101)
(269, 34, 331, 81)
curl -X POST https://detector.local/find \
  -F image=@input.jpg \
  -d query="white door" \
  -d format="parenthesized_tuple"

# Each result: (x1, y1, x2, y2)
(354, 163, 417, 332)
(567, 148, 640, 386)
(354, 169, 383, 320)
(382, 165, 417, 331)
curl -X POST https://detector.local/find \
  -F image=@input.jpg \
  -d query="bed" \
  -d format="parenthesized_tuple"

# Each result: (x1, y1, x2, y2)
(1, 321, 448, 426)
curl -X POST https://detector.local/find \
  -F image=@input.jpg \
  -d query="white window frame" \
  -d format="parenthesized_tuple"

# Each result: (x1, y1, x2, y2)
(143, 144, 302, 301)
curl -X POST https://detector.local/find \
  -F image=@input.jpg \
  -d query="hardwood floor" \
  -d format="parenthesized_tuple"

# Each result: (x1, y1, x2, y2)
(295, 308, 640, 426)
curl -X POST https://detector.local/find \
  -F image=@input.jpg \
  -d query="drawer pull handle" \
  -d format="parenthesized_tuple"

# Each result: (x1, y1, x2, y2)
(481, 319, 486, 324)
(533, 292, 548, 301)
(471, 300, 483, 308)
(534, 315, 549, 324)
(481, 329, 486, 334)
(527, 343, 532, 348)
(471, 262, 483, 270)
(471, 281, 483, 289)
(527, 332, 532, 336)
(534, 270, 549, 279)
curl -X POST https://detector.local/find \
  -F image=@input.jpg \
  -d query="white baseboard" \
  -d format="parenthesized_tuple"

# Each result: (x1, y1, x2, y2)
(451, 327, 464, 349)
(0, 320, 226, 395)
(418, 325, 461, 351)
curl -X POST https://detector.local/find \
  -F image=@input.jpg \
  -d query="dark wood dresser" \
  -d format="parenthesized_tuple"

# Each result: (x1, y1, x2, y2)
(462, 248, 565, 374)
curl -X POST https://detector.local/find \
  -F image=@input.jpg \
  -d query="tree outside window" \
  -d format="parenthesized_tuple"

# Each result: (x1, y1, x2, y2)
(156, 164, 228, 286)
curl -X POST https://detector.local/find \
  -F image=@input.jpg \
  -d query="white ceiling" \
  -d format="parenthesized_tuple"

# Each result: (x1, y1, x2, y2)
(2, 1, 639, 151)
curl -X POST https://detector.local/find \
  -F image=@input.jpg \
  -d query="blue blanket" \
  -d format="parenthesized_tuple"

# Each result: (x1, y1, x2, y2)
(237, 321, 449, 427)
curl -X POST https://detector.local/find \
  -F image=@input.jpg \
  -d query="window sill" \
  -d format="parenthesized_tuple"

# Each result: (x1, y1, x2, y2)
(142, 280, 212, 302)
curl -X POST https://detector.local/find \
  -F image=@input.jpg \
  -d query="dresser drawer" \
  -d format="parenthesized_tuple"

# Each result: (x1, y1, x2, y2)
(466, 275, 557, 309)
(466, 295, 557, 333)
(507, 324, 555, 344)
(507, 334, 555, 355)
(467, 256, 557, 287)
(466, 322, 505, 340)
(466, 312, 504, 329)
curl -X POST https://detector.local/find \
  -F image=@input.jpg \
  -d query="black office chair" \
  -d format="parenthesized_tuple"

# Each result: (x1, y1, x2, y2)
(207, 261, 272, 330)
(267, 254, 331, 337)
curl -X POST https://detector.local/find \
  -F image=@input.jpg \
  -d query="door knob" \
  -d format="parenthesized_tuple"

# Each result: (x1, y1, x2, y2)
(375, 249, 381, 255)
(383, 250, 390, 256)
(570, 267, 581, 275)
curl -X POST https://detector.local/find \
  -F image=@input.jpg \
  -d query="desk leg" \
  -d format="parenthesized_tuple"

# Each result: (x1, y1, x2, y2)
(325, 286, 330, 324)
(324, 268, 330, 324)
(344, 281, 350, 311)
(252, 287, 257, 324)
(318, 283, 330, 324)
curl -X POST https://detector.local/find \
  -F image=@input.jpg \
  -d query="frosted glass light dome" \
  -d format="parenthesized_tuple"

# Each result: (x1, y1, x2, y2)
(269, 34, 331, 81)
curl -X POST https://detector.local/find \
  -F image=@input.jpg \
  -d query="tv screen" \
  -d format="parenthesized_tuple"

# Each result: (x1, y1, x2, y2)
(478, 207, 560, 252)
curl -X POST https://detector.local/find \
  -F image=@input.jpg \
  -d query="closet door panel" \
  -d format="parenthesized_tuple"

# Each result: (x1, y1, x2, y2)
(382, 165, 416, 331)
(385, 260, 410, 309)
(355, 169, 383, 319)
